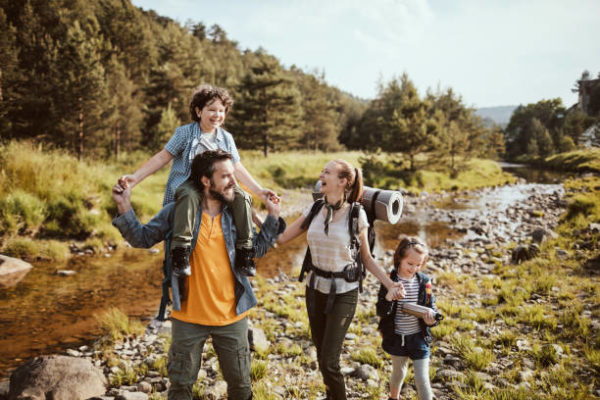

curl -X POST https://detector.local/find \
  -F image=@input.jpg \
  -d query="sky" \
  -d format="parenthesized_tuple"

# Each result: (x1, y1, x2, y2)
(131, 0, 600, 109)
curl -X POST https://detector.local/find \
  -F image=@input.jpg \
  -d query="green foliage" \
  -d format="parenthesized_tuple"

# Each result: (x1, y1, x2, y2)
(565, 195, 597, 220)
(0, 190, 47, 235)
(251, 359, 269, 381)
(95, 307, 145, 343)
(1, 0, 364, 157)
(359, 153, 514, 192)
(545, 148, 600, 174)
(109, 365, 137, 386)
(230, 51, 304, 156)
(351, 348, 383, 368)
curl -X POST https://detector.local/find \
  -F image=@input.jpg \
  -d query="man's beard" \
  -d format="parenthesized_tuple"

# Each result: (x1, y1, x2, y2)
(209, 180, 235, 203)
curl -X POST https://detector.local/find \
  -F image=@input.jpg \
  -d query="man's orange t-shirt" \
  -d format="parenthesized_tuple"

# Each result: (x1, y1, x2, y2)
(171, 212, 248, 326)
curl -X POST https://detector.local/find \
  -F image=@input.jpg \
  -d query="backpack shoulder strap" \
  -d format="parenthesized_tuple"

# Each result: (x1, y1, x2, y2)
(298, 199, 325, 283)
(349, 202, 362, 243)
(348, 202, 367, 292)
(300, 198, 325, 230)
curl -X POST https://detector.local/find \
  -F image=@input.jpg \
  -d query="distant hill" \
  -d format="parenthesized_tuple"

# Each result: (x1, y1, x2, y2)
(476, 105, 518, 128)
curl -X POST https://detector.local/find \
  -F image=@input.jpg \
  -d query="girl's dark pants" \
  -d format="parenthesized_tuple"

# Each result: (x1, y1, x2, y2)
(306, 286, 358, 400)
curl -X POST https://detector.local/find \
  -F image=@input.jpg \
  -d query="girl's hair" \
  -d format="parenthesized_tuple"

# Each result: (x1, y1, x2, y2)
(189, 84, 234, 122)
(393, 235, 429, 270)
(332, 159, 363, 203)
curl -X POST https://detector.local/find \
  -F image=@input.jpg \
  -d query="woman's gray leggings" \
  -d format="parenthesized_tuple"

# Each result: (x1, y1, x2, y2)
(390, 356, 433, 400)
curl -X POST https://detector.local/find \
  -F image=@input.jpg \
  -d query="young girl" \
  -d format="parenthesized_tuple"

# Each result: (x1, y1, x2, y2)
(376, 236, 439, 400)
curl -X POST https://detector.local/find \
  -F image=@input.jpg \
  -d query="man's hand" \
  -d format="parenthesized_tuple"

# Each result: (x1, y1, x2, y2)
(112, 183, 132, 215)
(264, 194, 281, 218)
(118, 174, 137, 190)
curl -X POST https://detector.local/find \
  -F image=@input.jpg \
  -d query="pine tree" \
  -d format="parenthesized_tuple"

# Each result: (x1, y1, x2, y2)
(295, 69, 341, 151)
(377, 74, 432, 170)
(106, 57, 143, 159)
(57, 19, 109, 159)
(0, 8, 19, 136)
(231, 51, 302, 156)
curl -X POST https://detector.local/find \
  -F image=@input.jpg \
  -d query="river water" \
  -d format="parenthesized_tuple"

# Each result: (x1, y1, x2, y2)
(0, 165, 572, 378)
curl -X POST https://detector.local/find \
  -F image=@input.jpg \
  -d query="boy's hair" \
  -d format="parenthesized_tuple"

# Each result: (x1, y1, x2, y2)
(332, 159, 363, 203)
(189, 84, 234, 122)
(190, 149, 233, 191)
(393, 235, 429, 270)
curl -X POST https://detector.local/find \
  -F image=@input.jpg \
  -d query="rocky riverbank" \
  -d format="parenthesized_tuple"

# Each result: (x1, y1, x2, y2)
(4, 180, 599, 399)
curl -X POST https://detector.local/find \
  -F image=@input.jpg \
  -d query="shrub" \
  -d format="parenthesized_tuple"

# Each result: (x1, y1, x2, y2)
(0, 190, 47, 235)
(565, 195, 596, 221)
(95, 307, 144, 342)
(351, 348, 383, 368)
(251, 360, 268, 381)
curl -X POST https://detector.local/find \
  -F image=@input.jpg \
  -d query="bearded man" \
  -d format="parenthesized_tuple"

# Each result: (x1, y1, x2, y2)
(112, 149, 283, 400)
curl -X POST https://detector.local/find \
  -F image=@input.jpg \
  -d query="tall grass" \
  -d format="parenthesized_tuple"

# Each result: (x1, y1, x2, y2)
(0, 141, 165, 258)
(94, 307, 145, 343)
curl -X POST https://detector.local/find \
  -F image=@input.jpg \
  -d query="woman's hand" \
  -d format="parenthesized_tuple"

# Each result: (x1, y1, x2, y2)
(385, 283, 405, 301)
(260, 188, 279, 203)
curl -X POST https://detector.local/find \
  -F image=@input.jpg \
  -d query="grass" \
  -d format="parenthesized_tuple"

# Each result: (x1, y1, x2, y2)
(544, 148, 600, 173)
(94, 307, 145, 343)
(250, 359, 269, 381)
(0, 140, 165, 259)
(351, 348, 383, 369)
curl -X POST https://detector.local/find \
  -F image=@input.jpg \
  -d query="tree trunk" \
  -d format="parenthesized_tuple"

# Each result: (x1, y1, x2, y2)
(115, 125, 121, 161)
(78, 97, 83, 161)
(263, 133, 268, 157)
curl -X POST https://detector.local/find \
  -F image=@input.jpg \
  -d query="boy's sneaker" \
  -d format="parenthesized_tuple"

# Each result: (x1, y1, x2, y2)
(236, 247, 256, 276)
(171, 247, 191, 277)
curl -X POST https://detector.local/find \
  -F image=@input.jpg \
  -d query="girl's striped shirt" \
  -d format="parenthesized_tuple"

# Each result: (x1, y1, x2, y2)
(394, 275, 421, 335)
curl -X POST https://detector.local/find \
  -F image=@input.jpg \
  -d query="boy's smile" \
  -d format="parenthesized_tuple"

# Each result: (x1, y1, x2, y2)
(198, 99, 226, 133)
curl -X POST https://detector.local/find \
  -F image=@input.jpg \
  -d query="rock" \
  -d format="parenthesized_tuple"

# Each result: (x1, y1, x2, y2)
(203, 380, 227, 400)
(249, 327, 269, 353)
(435, 369, 465, 380)
(116, 393, 148, 400)
(0, 380, 9, 400)
(531, 228, 548, 244)
(8, 355, 106, 400)
(511, 244, 539, 264)
(57, 270, 77, 276)
(555, 248, 568, 258)
(137, 381, 153, 394)
(518, 369, 534, 383)
(0, 255, 33, 288)
(353, 365, 378, 381)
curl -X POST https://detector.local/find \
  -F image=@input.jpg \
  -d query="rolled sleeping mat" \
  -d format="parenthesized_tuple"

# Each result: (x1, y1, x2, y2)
(361, 186, 403, 225)
(312, 182, 403, 224)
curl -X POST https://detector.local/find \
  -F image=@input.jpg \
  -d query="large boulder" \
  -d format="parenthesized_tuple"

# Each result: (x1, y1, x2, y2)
(0, 255, 33, 289)
(9, 355, 106, 400)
